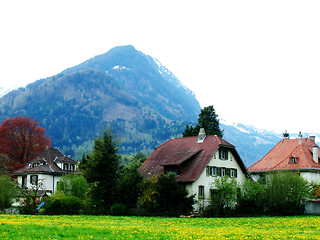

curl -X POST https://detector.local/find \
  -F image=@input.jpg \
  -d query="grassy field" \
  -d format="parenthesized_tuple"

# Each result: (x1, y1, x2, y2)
(0, 214, 320, 239)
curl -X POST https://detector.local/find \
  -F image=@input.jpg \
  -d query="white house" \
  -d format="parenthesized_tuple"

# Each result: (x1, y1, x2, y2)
(138, 129, 249, 210)
(248, 133, 320, 184)
(12, 147, 78, 195)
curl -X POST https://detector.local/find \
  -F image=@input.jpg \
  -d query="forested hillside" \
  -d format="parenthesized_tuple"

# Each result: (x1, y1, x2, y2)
(0, 46, 200, 159)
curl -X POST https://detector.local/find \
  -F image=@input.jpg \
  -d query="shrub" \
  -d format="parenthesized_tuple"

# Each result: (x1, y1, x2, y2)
(56, 174, 89, 199)
(110, 203, 128, 216)
(264, 172, 310, 215)
(43, 194, 83, 215)
(237, 178, 265, 215)
(0, 175, 18, 209)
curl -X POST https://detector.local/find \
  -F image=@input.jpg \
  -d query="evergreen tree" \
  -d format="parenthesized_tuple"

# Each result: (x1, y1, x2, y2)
(81, 129, 119, 214)
(183, 105, 223, 137)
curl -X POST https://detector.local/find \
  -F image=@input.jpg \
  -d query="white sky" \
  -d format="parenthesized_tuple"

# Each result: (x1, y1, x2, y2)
(1, 0, 320, 134)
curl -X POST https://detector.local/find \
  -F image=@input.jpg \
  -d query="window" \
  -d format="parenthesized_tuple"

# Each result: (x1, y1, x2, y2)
(221, 168, 226, 177)
(30, 175, 38, 185)
(230, 168, 238, 178)
(213, 167, 218, 176)
(198, 185, 205, 199)
(226, 168, 231, 177)
(290, 157, 297, 164)
(70, 164, 74, 171)
(32, 163, 39, 168)
(63, 163, 69, 171)
(22, 176, 27, 188)
(219, 149, 228, 160)
(206, 166, 217, 176)
(209, 166, 214, 176)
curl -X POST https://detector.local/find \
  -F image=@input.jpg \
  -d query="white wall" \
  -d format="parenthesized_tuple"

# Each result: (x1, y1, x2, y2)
(300, 172, 320, 184)
(17, 174, 62, 193)
(186, 150, 246, 210)
(251, 171, 320, 184)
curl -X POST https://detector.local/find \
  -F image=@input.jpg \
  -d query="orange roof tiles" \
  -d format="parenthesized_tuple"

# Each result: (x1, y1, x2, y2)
(248, 137, 320, 172)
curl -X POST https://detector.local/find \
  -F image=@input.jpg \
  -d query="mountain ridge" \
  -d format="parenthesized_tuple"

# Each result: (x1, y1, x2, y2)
(0, 46, 201, 159)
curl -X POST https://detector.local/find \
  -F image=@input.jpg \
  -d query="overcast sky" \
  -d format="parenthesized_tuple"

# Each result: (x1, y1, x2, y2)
(1, 0, 319, 134)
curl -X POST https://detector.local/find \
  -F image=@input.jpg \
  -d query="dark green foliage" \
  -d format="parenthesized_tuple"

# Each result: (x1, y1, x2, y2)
(116, 153, 145, 208)
(110, 203, 128, 216)
(56, 174, 89, 200)
(183, 105, 223, 137)
(264, 172, 310, 215)
(156, 174, 194, 216)
(81, 129, 119, 214)
(0, 175, 18, 209)
(44, 194, 83, 215)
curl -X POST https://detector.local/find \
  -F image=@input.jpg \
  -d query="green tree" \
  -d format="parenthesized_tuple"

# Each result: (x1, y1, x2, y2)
(116, 153, 145, 208)
(81, 129, 119, 214)
(183, 105, 223, 137)
(0, 175, 18, 208)
(56, 174, 89, 200)
(264, 172, 310, 215)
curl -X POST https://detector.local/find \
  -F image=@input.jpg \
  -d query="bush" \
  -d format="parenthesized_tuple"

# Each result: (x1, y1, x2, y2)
(0, 175, 18, 209)
(56, 174, 89, 199)
(264, 172, 310, 215)
(110, 203, 128, 216)
(237, 178, 265, 215)
(43, 194, 83, 215)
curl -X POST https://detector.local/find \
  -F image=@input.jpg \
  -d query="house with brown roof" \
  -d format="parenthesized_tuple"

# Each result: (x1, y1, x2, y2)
(248, 132, 320, 183)
(138, 129, 249, 210)
(12, 147, 78, 194)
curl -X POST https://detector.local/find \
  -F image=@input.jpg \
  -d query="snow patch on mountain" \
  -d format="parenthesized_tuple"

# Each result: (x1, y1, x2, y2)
(113, 65, 130, 71)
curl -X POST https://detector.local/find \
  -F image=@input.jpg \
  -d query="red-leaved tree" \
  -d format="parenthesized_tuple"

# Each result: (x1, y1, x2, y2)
(0, 116, 51, 171)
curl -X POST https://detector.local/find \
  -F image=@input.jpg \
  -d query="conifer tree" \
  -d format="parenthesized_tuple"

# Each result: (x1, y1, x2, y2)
(182, 105, 223, 137)
(81, 129, 119, 213)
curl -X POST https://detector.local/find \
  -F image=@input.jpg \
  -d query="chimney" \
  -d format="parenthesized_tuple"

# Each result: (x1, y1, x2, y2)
(298, 131, 303, 145)
(313, 146, 319, 163)
(282, 130, 289, 139)
(310, 136, 316, 142)
(197, 128, 206, 143)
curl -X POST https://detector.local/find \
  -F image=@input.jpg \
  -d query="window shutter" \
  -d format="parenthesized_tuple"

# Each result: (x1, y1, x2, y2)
(235, 169, 238, 178)
(219, 149, 221, 159)
(217, 167, 221, 176)
(206, 166, 209, 176)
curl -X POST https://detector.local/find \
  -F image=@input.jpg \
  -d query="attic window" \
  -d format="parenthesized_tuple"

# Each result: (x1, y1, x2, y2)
(290, 156, 298, 164)
(219, 149, 228, 160)
(63, 163, 69, 171)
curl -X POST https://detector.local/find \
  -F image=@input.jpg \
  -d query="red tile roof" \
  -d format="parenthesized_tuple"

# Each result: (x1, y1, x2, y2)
(138, 135, 248, 182)
(248, 137, 320, 172)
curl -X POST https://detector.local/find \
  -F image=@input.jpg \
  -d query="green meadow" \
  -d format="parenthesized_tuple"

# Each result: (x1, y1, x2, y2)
(0, 214, 319, 239)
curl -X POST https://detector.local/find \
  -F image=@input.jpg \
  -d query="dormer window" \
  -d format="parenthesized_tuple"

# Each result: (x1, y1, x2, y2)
(63, 163, 69, 171)
(32, 163, 39, 168)
(290, 156, 298, 164)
